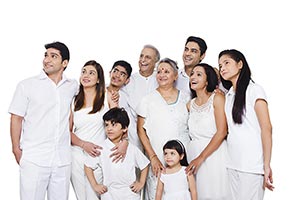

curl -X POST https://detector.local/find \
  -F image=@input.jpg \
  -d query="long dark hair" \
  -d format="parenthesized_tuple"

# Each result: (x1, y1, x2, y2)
(163, 140, 188, 166)
(219, 49, 251, 124)
(74, 60, 105, 114)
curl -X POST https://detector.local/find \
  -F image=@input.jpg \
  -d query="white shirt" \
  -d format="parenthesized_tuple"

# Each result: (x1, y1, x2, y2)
(124, 71, 158, 112)
(174, 68, 192, 99)
(225, 81, 267, 174)
(9, 71, 78, 167)
(123, 71, 158, 150)
(85, 139, 149, 200)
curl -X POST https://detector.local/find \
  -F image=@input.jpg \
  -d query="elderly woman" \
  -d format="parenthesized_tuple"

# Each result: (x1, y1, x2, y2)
(137, 58, 190, 200)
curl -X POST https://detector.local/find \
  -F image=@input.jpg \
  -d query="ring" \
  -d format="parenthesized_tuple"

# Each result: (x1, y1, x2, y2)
(191, 166, 195, 169)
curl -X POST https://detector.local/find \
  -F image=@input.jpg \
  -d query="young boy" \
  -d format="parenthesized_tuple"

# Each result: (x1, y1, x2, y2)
(84, 107, 149, 200)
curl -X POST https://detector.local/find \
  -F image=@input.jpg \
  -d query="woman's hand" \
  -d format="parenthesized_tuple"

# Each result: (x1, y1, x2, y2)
(150, 156, 165, 177)
(82, 141, 102, 157)
(110, 139, 128, 163)
(185, 156, 203, 175)
(93, 184, 108, 195)
(264, 165, 274, 191)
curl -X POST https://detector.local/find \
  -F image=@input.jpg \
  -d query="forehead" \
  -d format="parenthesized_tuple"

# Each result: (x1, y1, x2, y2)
(83, 65, 96, 71)
(219, 54, 232, 62)
(185, 41, 200, 50)
(45, 48, 61, 55)
(193, 65, 205, 72)
(113, 65, 127, 72)
(141, 47, 156, 56)
(164, 148, 178, 153)
(157, 62, 173, 70)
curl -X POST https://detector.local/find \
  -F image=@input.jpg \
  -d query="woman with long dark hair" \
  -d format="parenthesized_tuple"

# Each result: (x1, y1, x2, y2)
(219, 49, 274, 199)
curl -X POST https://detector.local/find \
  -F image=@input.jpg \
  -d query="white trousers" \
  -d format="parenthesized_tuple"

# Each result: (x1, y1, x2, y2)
(71, 148, 102, 200)
(20, 159, 70, 200)
(227, 168, 265, 200)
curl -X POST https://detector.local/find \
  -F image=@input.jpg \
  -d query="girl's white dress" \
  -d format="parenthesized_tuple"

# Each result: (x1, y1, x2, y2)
(160, 166, 191, 200)
(187, 93, 231, 200)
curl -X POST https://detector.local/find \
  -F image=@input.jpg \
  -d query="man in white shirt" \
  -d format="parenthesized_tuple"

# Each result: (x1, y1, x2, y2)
(123, 45, 160, 149)
(9, 41, 78, 200)
(175, 36, 207, 97)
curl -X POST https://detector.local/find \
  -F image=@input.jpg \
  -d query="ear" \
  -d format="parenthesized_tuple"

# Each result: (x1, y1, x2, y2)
(180, 153, 184, 160)
(122, 127, 128, 133)
(238, 60, 243, 69)
(62, 60, 69, 69)
(124, 77, 130, 85)
(200, 52, 206, 61)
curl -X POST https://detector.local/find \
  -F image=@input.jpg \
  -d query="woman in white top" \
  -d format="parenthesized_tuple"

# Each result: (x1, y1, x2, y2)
(137, 58, 190, 200)
(185, 63, 230, 200)
(218, 49, 274, 200)
(70, 60, 127, 200)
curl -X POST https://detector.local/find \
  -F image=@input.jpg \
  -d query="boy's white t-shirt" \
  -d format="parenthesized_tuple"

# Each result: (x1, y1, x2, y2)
(85, 139, 149, 200)
(225, 81, 267, 174)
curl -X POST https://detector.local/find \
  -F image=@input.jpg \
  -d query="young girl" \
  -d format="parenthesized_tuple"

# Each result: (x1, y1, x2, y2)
(218, 49, 274, 199)
(155, 140, 197, 200)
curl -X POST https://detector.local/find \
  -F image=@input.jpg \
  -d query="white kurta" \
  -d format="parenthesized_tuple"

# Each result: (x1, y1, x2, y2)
(187, 94, 230, 200)
(85, 139, 149, 200)
(137, 89, 190, 200)
(160, 166, 191, 200)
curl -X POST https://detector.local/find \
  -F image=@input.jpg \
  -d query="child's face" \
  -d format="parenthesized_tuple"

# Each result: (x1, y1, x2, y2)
(163, 148, 183, 168)
(104, 120, 126, 144)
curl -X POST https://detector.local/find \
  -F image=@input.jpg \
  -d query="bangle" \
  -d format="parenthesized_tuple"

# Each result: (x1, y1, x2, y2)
(150, 154, 157, 160)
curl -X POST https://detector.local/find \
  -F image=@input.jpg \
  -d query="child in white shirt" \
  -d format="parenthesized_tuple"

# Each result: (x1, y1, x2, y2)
(84, 107, 149, 200)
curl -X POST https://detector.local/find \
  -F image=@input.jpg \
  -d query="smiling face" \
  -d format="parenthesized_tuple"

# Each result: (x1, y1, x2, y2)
(109, 65, 129, 88)
(163, 148, 183, 168)
(182, 41, 204, 69)
(218, 54, 242, 84)
(80, 65, 99, 89)
(190, 66, 208, 92)
(139, 47, 157, 77)
(43, 48, 67, 76)
(156, 62, 178, 88)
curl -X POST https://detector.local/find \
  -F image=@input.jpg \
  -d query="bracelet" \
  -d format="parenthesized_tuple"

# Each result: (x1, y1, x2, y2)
(150, 154, 157, 160)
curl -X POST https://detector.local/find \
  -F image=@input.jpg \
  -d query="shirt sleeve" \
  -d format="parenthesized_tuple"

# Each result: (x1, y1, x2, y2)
(8, 81, 28, 117)
(133, 145, 150, 170)
(84, 154, 101, 170)
(249, 83, 267, 107)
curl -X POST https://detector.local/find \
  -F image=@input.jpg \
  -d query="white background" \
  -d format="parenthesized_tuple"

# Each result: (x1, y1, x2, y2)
(1, 0, 299, 199)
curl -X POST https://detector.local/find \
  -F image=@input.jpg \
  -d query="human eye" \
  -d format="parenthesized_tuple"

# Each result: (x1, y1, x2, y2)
(120, 72, 127, 77)
(81, 69, 86, 74)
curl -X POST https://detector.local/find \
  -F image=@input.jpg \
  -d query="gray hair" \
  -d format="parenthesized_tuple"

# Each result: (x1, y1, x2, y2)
(143, 44, 160, 62)
(157, 58, 178, 73)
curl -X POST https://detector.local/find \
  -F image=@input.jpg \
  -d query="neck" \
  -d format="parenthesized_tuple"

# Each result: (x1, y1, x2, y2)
(47, 71, 63, 85)
(83, 87, 96, 107)
(139, 69, 154, 78)
(184, 66, 193, 77)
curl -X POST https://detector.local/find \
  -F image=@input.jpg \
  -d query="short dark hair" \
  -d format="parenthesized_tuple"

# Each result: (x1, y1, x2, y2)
(103, 107, 130, 129)
(185, 36, 207, 56)
(111, 60, 132, 78)
(44, 41, 70, 62)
